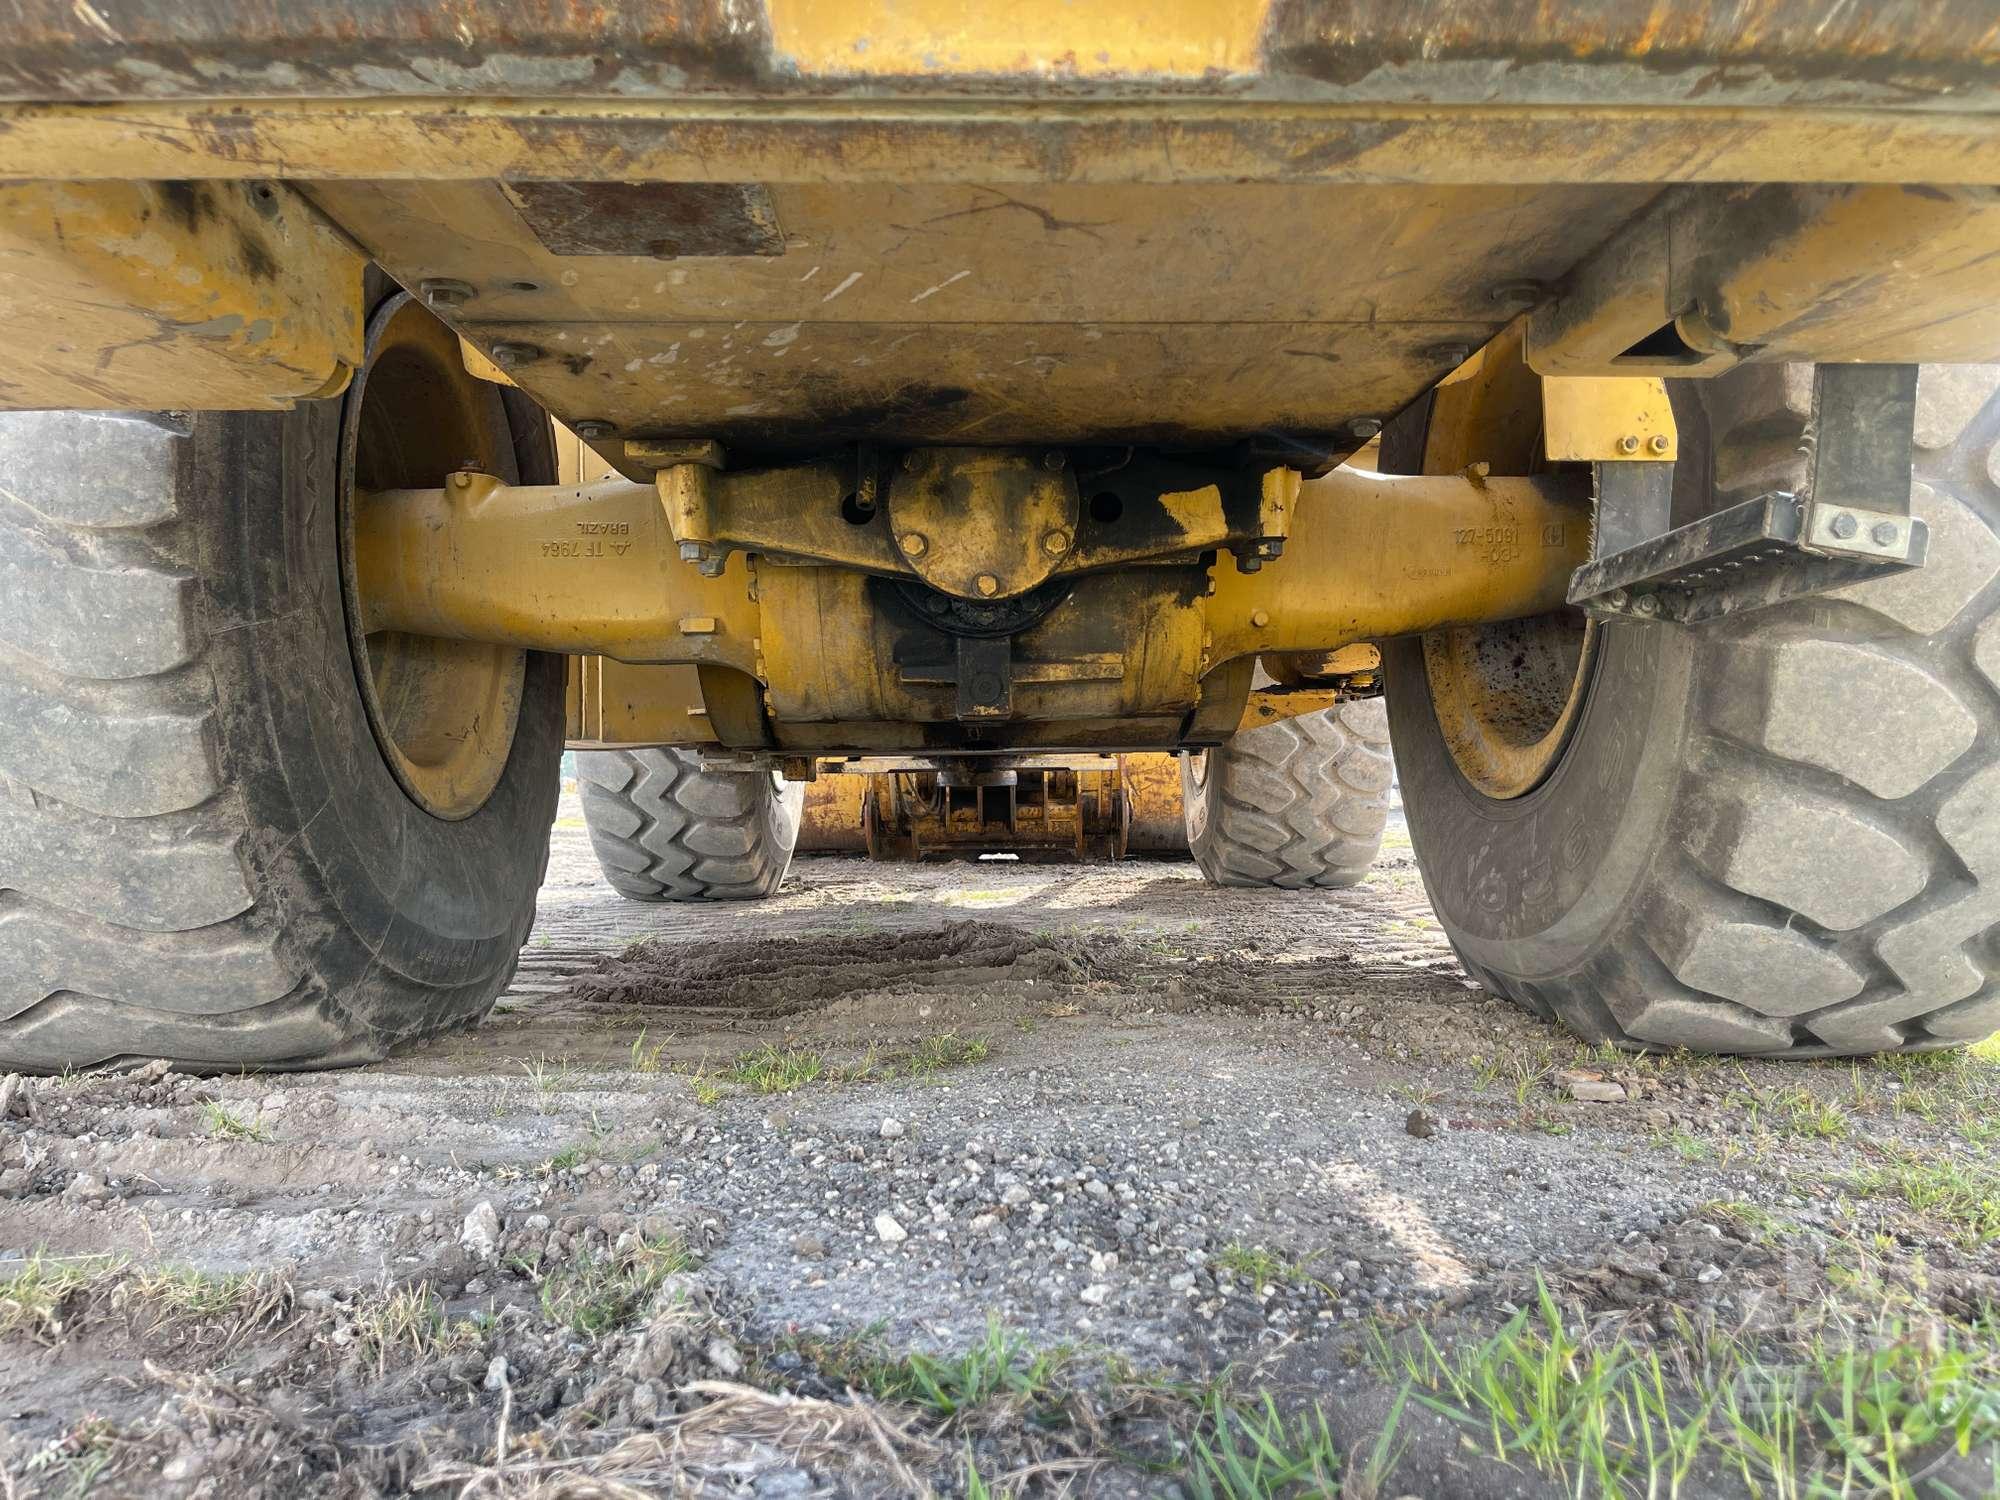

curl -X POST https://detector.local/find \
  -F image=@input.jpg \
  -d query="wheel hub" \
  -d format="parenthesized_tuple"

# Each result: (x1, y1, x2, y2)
(1421, 612, 1597, 800)
(339, 293, 527, 820)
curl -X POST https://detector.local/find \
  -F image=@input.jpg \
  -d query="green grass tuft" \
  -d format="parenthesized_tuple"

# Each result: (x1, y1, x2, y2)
(536, 1234, 690, 1336)
(1185, 1391, 1345, 1499)
(725, 1044, 826, 1094)
(1848, 1149, 2000, 1249)
(199, 1098, 271, 1143)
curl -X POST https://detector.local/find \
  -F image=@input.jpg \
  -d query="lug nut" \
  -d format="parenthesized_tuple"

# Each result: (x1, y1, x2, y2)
(899, 533, 928, 558)
(1829, 511, 1859, 540)
(974, 573, 1000, 597)
(1618, 434, 1641, 454)
(1648, 434, 1671, 455)
(1041, 529, 1071, 556)
(574, 419, 617, 440)
(1871, 521, 1900, 547)
(419, 278, 477, 312)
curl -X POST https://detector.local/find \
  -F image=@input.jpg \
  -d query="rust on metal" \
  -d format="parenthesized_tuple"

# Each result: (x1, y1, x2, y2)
(502, 182, 786, 258)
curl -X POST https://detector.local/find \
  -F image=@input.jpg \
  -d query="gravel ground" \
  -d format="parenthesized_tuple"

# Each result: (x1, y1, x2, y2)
(2, 794, 1996, 1497)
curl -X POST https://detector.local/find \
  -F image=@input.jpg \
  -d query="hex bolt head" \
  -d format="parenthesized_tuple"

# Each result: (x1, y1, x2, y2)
(1829, 510, 1860, 540)
(419, 278, 477, 311)
(1041, 451, 1067, 472)
(974, 573, 1000, 597)
(1041, 529, 1071, 557)
(898, 532, 928, 558)
(1648, 434, 1671, 455)
(1604, 588, 1630, 608)
(1618, 434, 1642, 455)
(1633, 594, 1661, 617)
(573, 419, 617, 440)
(489, 342, 540, 370)
(1250, 609, 1271, 628)
(1871, 521, 1900, 547)
(1347, 417, 1382, 441)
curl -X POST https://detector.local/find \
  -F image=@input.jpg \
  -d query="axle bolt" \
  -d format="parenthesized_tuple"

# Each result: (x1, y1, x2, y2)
(1618, 434, 1641, 454)
(574, 419, 617, 440)
(1829, 511, 1859, 540)
(974, 573, 1000, 597)
(898, 532, 928, 558)
(418, 278, 477, 312)
(1648, 434, 1671, 455)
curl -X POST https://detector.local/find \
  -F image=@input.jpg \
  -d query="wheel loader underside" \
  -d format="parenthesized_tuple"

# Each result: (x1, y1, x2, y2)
(1, 1, 1995, 757)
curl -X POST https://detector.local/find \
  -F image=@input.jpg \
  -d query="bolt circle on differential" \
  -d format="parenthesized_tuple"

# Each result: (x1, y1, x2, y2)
(888, 447, 1080, 600)
(337, 292, 529, 820)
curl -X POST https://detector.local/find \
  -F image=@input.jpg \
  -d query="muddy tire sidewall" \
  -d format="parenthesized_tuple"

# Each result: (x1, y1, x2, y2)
(1384, 620, 1691, 977)
(201, 398, 561, 1021)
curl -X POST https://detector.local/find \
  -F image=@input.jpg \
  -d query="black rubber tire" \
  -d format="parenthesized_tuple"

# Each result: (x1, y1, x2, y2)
(0, 393, 561, 1072)
(577, 749, 803, 901)
(1180, 701, 1393, 888)
(1387, 363, 2000, 1056)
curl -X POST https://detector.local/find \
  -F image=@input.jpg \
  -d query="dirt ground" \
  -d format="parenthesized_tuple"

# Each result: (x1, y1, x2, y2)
(2, 793, 1997, 1499)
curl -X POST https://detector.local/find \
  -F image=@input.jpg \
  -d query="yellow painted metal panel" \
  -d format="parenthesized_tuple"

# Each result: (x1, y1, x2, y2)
(6, 102, 2000, 188)
(1542, 378, 1678, 463)
(766, 0, 1270, 78)
(0, 179, 363, 410)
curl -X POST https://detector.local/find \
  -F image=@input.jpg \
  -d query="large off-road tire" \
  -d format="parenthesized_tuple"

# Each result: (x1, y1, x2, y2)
(577, 749, 803, 901)
(1180, 701, 1393, 888)
(0, 302, 562, 1073)
(1388, 363, 2000, 1056)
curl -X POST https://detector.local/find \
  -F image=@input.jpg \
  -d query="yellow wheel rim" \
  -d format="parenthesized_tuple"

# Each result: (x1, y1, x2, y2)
(1422, 615, 1596, 800)
(341, 294, 526, 820)
(1410, 321, 1597, 800)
